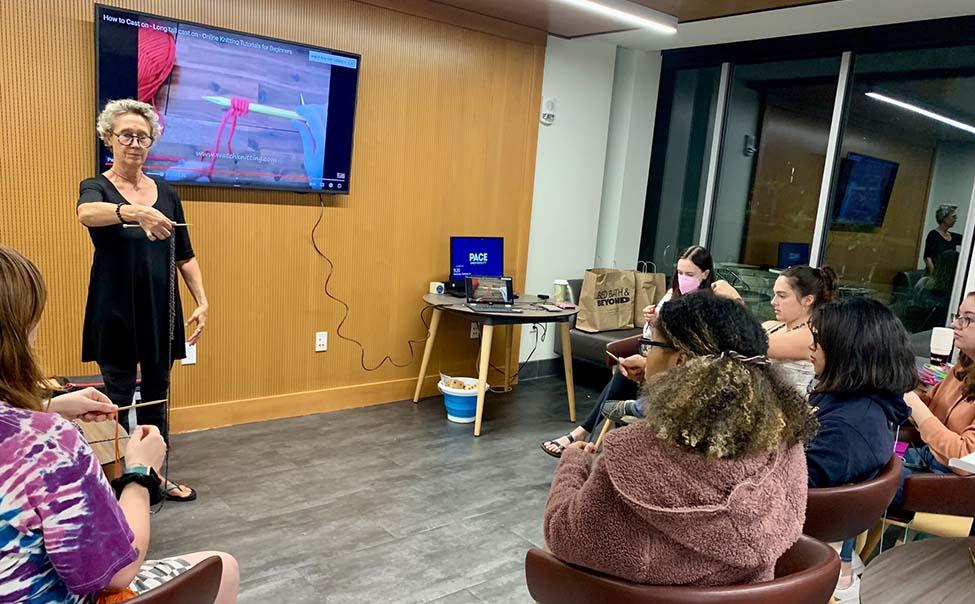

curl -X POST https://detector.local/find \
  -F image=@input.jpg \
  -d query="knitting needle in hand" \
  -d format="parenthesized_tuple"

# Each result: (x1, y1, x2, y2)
(592, 418, 612, 451)
(115, 399, 167, 412)
(123, 223, 190, 228)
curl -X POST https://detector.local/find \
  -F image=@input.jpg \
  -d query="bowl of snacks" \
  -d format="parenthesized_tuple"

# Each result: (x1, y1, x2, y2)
(438, 374, 483, 423)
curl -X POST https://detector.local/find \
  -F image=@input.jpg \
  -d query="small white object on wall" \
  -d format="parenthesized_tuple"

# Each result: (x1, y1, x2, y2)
(541, 97, 557, 126)
(182, 343, 197, 365)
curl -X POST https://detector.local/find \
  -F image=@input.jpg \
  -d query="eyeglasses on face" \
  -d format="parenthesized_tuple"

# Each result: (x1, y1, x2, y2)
(638, 337, 675, 356)
(112, 131, 154, 148)
(951, 313, 975, 329)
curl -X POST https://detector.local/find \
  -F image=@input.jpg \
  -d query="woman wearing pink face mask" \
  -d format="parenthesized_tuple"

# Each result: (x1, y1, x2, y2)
(644, 246, 742, 328)
(541, 246, 740, 458)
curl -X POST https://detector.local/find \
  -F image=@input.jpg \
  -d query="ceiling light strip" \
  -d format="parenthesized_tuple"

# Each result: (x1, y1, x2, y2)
(557, 0, 677, 35)
(866, 91, 975, 135)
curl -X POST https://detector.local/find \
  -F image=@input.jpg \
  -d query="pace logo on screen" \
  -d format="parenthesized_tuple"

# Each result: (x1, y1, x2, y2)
(469, 253, 489, 265)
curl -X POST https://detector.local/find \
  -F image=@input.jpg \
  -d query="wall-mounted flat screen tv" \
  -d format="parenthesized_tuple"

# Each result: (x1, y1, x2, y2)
(95, 4, 360, 193)
(831, 152, 899, 229)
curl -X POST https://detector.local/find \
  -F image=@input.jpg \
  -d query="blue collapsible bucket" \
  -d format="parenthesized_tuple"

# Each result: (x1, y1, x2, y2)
(438, 377, 481, 423)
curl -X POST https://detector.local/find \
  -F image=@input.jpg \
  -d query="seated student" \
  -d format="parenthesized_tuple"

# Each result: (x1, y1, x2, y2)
(764, 265, 838, 396)
(0, 246, 239, 604)
(897, 291, 975, 495)
(543, 293, 815, 585)
(540, 245, 741, 457)
(805, 297, 915, 603)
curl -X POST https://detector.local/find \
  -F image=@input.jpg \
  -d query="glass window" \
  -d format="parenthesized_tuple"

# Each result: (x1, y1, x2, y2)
(640, 67, 720, 277)
(823, 46, 975, 336)
(707, 57, 842, 321)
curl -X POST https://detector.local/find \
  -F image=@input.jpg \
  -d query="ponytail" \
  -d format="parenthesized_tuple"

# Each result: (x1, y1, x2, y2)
(782, 265, 837, 308)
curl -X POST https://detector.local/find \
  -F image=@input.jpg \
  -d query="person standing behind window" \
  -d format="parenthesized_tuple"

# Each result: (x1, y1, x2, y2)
(923, 204, 962, 278)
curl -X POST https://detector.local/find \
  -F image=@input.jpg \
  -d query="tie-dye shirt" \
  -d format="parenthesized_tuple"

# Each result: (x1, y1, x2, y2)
(0, 404, 137, 603)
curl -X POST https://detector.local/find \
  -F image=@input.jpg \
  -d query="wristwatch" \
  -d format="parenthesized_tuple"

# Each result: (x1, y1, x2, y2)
(111, 465, 163, 505)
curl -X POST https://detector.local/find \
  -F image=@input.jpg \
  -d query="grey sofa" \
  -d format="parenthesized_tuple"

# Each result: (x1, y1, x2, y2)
(554, 275, 932, 364)
(553, 279, 643, 368)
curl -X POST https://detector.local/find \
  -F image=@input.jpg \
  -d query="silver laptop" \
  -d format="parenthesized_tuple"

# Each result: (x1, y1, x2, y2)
(465, 276, 521, 313)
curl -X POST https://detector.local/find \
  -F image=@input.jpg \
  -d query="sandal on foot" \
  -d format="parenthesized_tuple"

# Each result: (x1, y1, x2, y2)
(163, 480, 198, 502)
(540, 433, 576, 459)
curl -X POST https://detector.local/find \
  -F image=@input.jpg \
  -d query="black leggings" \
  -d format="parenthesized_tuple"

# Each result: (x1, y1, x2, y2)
(99, 359, 173, 443)
(580, 370, 640, 434)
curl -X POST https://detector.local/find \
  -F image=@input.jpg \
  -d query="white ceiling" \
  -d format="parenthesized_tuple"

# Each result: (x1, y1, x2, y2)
(595, 0, 975, 51)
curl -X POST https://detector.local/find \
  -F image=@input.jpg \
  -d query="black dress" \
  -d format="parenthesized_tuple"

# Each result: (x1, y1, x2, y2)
(78, 175, 194, 365)
(923, 229, 962, 263)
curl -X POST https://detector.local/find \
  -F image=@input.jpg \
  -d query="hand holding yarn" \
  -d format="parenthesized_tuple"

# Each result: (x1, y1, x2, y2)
(125, 425, 167, 471)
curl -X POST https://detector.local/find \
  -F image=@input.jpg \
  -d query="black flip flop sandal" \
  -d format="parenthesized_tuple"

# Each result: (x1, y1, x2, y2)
(163, 481, 198, 502)
(539, 433, 576, 459)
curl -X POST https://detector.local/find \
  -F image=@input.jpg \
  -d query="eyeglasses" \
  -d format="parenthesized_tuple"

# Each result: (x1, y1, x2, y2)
(638, 337, 675, 356)
(951, 313, 975, 329)
(112, 131, 154, 148)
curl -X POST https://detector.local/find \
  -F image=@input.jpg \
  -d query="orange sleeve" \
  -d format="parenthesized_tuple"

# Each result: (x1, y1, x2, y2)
(917, 414, 975, 475)
(917, 373, 948, 406)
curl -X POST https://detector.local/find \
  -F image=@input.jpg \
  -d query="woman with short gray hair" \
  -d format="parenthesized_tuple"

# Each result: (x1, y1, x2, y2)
(923, 203, 962, 275)
(76, 99, 207, 502)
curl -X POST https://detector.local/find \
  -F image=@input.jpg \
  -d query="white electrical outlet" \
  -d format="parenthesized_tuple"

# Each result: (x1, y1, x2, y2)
(181, 343, 197, 365)
(470, 322, 480, 339)
(315, 331, 328, 352)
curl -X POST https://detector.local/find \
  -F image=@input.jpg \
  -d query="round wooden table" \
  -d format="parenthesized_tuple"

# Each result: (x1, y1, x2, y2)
(860, 537, 975, 603)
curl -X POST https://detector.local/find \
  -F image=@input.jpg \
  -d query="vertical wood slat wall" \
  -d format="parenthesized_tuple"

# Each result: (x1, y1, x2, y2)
(0, 0, 545, 431)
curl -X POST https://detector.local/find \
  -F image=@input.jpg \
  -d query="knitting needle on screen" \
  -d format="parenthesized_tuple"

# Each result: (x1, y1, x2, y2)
(202, 95, 306, 121)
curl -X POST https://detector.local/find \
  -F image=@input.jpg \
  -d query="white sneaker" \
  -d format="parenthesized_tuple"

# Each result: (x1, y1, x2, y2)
(833, 574, 861, 603)
(851, 552, 865, 576)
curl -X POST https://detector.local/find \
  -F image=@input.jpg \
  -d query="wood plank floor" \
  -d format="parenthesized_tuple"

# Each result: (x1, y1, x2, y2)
(149, 376, 602, 603)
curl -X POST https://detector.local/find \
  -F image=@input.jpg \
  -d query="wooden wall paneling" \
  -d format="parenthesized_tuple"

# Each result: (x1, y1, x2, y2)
(743, 104, 827, 266)
(0, 0, 545, 431)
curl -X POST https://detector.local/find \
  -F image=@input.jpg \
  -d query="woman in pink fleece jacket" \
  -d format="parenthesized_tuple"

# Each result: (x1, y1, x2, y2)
(544, 292, 817, 586)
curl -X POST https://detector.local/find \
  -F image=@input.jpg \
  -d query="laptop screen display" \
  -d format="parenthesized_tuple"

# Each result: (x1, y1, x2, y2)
(466, 277, 511, 304)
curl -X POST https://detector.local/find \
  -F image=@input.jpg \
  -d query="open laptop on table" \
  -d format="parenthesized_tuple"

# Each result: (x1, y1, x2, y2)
(465, 276, 522, 313)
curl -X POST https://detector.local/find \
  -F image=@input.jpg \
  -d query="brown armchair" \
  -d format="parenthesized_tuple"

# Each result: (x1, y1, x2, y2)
(605, 335, 641, 370)
(803, 456, 902, 543)
(127, 556, 222, 604)
(859, 430, 975, 557)
(899, 472, 975, 517)
(525, 535, 839, 604)
(891, 424, 975, 518)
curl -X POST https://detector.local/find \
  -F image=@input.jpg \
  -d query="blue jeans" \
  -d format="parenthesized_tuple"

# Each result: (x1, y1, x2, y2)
(890, 445, 954, 511)
(839, 537, 855, 563)
(579, 370, 640, 433)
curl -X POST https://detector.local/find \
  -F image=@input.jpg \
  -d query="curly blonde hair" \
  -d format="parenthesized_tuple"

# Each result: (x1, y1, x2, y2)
(643, 293, 818, 459)
(96, 99, 161, 147)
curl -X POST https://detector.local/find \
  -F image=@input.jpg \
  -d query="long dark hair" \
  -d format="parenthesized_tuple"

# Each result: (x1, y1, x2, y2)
(671, 245, 715, 300)
(645, 293, 818, 459)
(780, 265, 838, 309)
(811, 297, 918, 395)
